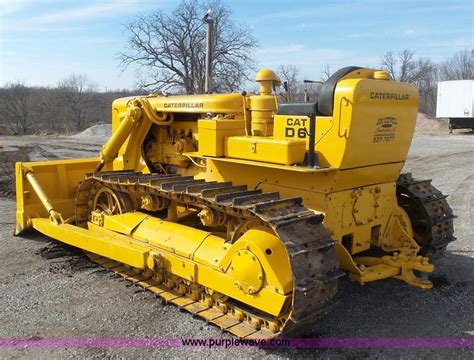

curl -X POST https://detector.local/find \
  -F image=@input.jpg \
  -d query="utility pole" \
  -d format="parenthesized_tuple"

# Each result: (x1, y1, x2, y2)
(203, 10, 214, 94)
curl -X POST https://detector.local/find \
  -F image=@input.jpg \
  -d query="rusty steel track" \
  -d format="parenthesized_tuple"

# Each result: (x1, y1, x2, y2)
(397, 173, 456, 258)
(75, 170, 342, 338)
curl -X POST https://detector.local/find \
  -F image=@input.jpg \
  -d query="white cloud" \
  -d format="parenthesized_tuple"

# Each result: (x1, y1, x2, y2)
(0, 0, 62, 15)
(259, 0, 387, 21)
(1, 0, 156, 31)
(0, 0, 29, 14)
(262, 0, 472, 21)
(1, 24, 82, 32)
(345, 32, 376, 39)
(32, 0, 138, 24)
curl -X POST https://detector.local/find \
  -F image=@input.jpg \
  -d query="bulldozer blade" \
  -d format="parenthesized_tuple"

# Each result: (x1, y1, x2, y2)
(14, 158, 103, 235)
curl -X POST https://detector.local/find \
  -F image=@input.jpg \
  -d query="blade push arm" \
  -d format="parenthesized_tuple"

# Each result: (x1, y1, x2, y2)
(96, 97, 174, 171)
(96, 100, 142, 171)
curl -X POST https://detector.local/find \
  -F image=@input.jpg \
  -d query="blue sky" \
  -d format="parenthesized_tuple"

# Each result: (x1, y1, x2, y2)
(0, 0, 472, 90)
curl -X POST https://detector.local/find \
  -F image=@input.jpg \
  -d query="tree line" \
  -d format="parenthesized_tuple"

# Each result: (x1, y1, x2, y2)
(0, 75, 137, 135)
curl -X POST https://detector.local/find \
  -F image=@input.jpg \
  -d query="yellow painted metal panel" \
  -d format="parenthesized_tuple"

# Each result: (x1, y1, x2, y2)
(206, 157, 403, 195)
(192, 232, 228, 267)
(130, 215, 211, 259)
(159, 253, 197, 282)
(31, 219, 148, 268)
(324, 182, 397, 253)
(198, 119, 246, 157)
(198, 119, 246, 130)
(331, 163, 404, 191)
(273, 114, 334, 150)
(218, 228, 293, 294)
(225, 136, 306, 165)
(206, 156, 334, 173)
(337, 78, 418, 169)
(103, 212, 149, 235)
(147, 93, 245, 114)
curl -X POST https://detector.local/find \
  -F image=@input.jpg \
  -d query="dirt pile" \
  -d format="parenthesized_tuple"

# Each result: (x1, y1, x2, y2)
(415, 113, 447, 134)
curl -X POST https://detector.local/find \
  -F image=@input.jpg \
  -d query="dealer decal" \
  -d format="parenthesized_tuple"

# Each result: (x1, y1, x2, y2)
(373, 117, 397, 143)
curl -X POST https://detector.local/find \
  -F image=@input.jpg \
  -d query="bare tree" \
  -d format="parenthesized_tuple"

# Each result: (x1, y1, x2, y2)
(277, 64, 301, 101)
(381, 49, 419, 82)
(380, 51, 396, 80)
(34, 87, 69, 133)
(398, 49, 417, 82)
(380, 50, 439, 115)
(414, 57, 439, 115)
(439, 49, 473, 80)
(58, 74, 96, 131)
(119, 0, 258, 94)
(322, 64, 332, 81)
(0, 81, 31, 135)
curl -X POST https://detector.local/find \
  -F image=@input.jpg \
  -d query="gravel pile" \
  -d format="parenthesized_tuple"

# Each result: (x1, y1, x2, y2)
(70, 124, 111, 141)
(415, 113, 447, 134)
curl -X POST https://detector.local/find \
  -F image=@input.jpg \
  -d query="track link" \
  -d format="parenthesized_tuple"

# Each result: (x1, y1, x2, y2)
(75, 170, 342, 338)
(397, 173, 456, 258)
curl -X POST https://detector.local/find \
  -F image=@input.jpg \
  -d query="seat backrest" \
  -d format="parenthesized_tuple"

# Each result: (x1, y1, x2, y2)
(318, 66, 362, 116)
(276, 102, 318, 116)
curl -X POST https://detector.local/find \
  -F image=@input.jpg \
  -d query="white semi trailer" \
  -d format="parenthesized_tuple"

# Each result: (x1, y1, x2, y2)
(436, 80, 474, 132)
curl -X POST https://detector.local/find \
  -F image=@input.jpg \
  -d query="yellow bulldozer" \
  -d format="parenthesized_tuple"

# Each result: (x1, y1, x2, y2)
(15, 66, 455, 338)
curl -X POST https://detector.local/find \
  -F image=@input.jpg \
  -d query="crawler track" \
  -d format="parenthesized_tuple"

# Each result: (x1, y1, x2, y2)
(397, 173, 456, 258)
(75, 170, 342, 338)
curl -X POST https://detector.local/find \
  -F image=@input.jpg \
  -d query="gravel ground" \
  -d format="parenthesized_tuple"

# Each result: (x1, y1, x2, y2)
(0, 131, 472, 359)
